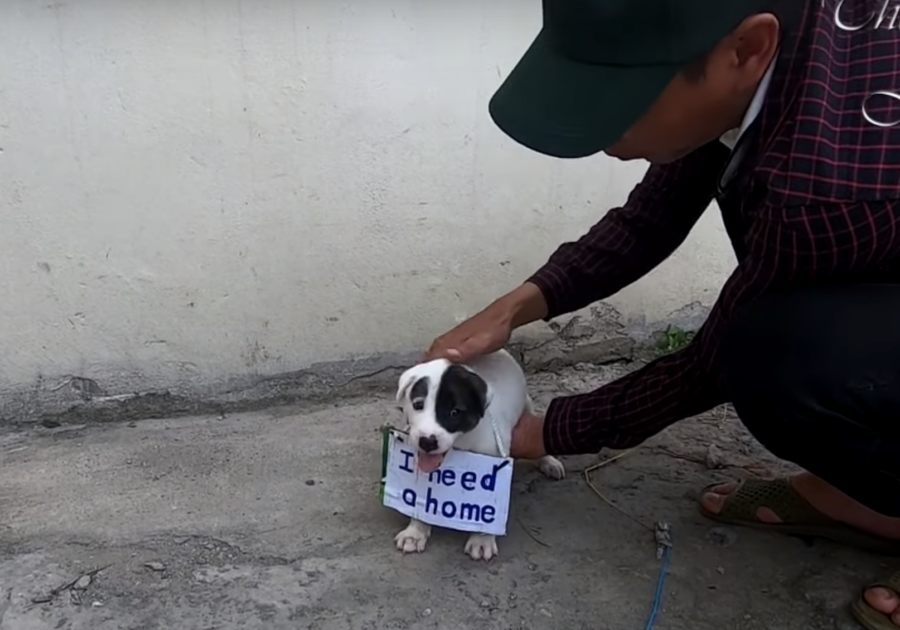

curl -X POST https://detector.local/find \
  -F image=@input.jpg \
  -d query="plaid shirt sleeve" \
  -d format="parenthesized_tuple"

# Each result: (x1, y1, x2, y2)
(526, 141, 728, 317)
(539, 199, 900, 455)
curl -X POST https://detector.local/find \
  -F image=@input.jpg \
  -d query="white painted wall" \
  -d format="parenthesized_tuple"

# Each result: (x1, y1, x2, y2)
(0, 0, 735, 399)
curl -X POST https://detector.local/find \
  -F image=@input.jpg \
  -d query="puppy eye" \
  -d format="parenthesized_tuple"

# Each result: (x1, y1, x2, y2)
(412, 400, 424, 411)
(450, 408, 460, 418)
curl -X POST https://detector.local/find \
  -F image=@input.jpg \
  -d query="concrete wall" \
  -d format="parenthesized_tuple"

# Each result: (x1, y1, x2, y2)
(0, 0, 736, 421)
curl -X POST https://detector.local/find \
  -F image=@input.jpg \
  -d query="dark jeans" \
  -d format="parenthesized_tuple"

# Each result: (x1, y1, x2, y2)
(724, 283, 900, 518)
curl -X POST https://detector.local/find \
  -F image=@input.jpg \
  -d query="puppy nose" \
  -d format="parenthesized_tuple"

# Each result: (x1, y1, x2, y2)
(418, 435, 438, 452)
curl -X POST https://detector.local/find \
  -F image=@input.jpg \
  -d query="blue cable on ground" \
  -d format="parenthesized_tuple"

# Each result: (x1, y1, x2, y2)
(644, 545, 672, 630)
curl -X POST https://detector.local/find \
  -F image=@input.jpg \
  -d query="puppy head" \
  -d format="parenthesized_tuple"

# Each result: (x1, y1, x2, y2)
(395, 359, 488, 473)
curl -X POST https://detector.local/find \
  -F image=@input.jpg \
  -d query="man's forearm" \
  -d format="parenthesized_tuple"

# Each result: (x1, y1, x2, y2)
(538, 249, 747, 456)
(500, 282, 549, 329)
(541, 343, 724, 454)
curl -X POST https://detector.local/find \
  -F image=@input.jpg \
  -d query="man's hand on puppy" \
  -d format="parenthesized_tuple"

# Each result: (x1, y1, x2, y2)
(425, 282, 549, 363)
(510, 411, 546, 460)
(424, 306, 513, 364)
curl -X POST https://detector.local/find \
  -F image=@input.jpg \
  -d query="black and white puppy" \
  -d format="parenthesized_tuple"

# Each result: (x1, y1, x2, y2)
(394, 348, 565, 560)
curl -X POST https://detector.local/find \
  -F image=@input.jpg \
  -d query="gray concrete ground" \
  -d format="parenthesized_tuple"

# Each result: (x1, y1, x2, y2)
(0, 363, 891, 630)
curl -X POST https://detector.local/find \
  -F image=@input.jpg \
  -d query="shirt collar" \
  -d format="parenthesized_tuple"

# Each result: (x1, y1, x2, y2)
(719, 53, 778, 151)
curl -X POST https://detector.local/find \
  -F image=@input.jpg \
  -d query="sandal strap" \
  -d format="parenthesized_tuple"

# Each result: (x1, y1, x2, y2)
(710, 478, 836, 526)
(704, 478, 900, 556)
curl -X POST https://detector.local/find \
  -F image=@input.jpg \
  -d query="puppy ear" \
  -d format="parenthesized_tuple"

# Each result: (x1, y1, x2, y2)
(452, 366, 488, 415)
(396, 366, 420, 403)
(467, 370, 489, 415)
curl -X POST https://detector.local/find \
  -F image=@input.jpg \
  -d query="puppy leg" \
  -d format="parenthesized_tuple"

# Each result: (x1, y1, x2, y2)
(464, 533, 498, 561)
(523, 395, 566, 480)
(395, 518, 432, 553)
(537, 455, 566, 480)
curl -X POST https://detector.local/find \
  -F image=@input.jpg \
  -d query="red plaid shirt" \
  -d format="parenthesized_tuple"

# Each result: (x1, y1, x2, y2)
(531, 0, 900, 455)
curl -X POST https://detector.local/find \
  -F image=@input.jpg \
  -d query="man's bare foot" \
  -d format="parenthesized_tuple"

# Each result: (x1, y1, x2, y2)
(703, 472, 900, 626)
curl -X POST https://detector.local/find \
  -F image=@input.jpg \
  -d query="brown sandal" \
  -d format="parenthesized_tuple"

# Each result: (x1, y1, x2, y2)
(698, 477, 900, 556)
(851, 571, 900, 630)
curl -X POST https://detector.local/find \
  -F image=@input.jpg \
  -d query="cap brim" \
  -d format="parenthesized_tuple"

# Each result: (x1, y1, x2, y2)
(489, 29, 682, 159)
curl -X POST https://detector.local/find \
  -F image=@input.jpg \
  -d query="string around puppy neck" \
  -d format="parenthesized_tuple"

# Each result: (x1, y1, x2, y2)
(483, 393, 509, 459)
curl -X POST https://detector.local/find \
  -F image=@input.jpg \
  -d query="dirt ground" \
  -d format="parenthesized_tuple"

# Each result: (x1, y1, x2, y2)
(0, 363, 891, 629)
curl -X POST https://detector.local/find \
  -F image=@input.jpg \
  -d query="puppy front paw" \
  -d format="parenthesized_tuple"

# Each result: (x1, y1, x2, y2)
(464, 533, 498, 561)
(537, 455, 566, 480)
(395, 520, 431, 553)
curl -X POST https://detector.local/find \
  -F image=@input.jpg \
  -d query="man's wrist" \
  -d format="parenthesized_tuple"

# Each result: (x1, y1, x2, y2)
(498, 282, 549, 330)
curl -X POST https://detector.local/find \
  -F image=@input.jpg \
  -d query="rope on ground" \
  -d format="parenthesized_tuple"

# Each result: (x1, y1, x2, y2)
(583, 449, 672, 630)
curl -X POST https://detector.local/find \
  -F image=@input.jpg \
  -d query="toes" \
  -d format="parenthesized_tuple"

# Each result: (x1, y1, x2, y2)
(465, 536, 498, 561)
(701, 491, 728, 515)
(395, 528, 429, 553)
(537, 456, 566, 480)
(397, 536, 426, 553)
(708, 481, 738, 496)
(700, 482, 785, 523)
(700, 482, 740, 515)
(864, 586, 900, 616)
(472, 544, 497, 561)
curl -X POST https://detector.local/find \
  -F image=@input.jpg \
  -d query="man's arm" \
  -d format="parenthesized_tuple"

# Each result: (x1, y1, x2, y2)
(541, 199, 900, 455)
(528, 141, 729, 319)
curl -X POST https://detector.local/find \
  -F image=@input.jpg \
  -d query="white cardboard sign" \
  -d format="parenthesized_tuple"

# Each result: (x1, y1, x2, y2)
(381, 429, 513, 536)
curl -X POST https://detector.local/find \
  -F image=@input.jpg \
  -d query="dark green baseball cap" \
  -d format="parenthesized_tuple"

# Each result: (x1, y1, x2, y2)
(488, 0, 777, 158)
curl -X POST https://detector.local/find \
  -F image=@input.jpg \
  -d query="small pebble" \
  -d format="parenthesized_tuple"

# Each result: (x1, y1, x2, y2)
(421, 608, 432, 617)
(716, 566, 726, 575)
(305, 480, 316, 486)
(145, 562, 166, 572)
(480, 600, 490, 608)
(74, 575, 92, 590)
(92, 601, 103, 608)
